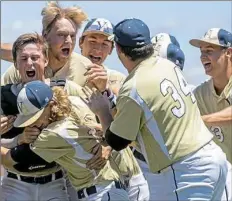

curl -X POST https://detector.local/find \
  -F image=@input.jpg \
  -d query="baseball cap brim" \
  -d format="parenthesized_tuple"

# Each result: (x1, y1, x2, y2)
(82, 30, 112, 37)
(189, 38, 223, 48)
(14, 108, 44, 128)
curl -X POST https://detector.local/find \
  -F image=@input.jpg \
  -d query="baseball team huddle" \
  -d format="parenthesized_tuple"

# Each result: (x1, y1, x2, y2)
(1, 1, 232, 201)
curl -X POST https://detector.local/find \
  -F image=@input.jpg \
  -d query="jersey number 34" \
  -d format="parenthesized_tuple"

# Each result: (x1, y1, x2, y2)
(160, 67, 196, 118)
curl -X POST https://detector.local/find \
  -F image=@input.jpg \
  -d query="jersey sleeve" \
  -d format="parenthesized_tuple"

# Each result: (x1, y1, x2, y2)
(110, 96, 142, 141)
(30, 130, 72, 163)
(65, 80, 85, 97)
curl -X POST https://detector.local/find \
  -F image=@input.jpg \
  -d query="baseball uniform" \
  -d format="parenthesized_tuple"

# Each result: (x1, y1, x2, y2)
(1, 80, 86, 201)
(30, 111, 129, 201)
(69, 96, 149, 201)
(137, 33, 187, 200)
(104, 66, 126, 91)
(194, 78, 232, 201)
(109, 55, 228, 200)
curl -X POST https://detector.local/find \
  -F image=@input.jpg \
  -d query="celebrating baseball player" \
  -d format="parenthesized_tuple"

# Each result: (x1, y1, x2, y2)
(0, 32, 96, 201)
(1, 1, 93, 88)
(1, 80, 131, 201)
(83, 18, 228, 201)
(131, 32, 187, 200)
(190, 28, 232, 201)
(79, 17, 149, 201)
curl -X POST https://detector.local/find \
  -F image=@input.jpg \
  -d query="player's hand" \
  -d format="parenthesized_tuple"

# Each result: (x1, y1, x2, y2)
(18, 127, 41, 145)
(85, 64, 108, 92)
(1, 115, 16, 135)
(86, 143, 112, 170)
(81, 86, 111, 116)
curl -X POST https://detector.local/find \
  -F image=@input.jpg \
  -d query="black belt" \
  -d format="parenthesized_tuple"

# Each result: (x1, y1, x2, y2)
(7, 170, 63, 184)
(77, 181, 124, 199)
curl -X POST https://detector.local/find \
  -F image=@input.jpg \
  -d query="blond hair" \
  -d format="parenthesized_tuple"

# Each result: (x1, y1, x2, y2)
(49, 86, 83, 125)
(50, 87, 103, 137)
(49, 86, 72, 122)
(41, 1, 87, 35)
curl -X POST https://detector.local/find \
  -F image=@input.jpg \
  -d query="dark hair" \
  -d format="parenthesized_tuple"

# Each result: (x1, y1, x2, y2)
(116, 43, 154, 61)
(12, 33, 48, 66)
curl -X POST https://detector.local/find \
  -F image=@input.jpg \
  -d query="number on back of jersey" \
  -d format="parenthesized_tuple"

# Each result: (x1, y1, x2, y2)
(160, 67, 196, 118)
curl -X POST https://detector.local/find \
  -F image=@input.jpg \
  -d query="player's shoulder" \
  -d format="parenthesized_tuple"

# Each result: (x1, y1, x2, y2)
(65, 80, 84, 96)
(188, 84, 196, 91)
(36, 122, 73, 148)
(194, 78, 212, 95)
(3, 64, 17, 73)
(155, 57, 178, 75)
(144, 55, 175, 68)
(118, 74, 135, 98)
(70, 52, 92, 66)
(1, 64, 21, 85)
(44, 119, 76, 135)
(156, 56, 176, 66)
(106, 67, 126, 78)
(137, 56, 175, 79)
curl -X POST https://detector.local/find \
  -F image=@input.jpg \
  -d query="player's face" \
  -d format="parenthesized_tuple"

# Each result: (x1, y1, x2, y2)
(30, 106, 51, 130)
(80, 33, 113, 65)
(16, 43, 48, 84)
(200, 44, 227, 78)
(45, 18, 77, 64)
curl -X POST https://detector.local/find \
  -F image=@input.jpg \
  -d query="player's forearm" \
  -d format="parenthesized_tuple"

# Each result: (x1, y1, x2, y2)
(1, 136, 19, 149)
(97, 110, 114, 135)
(202, 106, 232, 126)
(1, 147, 17, 167)
(0, 43, 13, 62)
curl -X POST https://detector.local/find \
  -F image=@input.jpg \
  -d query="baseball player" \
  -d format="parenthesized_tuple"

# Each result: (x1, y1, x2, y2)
(79, 17, 149, 201)
(152, 33, 196, 91)
(1, 32, 87, 144)
(130, 32, 187, 200)
(190, 28, 232, 201)
(79, 18, 126, 95)
(1, 80, 130, 201)
(0, 32, 92, 201)
(1, 1, 93, 88)
(83, 18, 228, 200)
(151, 33, 185, 70)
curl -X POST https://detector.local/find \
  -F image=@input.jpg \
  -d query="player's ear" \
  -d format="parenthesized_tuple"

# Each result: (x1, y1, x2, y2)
(79, 36, 84, 50)
(42, 30, 48, 40)
(44, 57, 49, 67)
(225, 47, 232, 59)
(14, 61, 18, 69)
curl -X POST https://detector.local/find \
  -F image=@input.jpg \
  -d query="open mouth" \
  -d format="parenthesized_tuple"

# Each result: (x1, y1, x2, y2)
(26, 70, 36, 78)
(203, 62, 211, 70)
(89, 55, 101, 63)
(61, 48, 70, 56)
